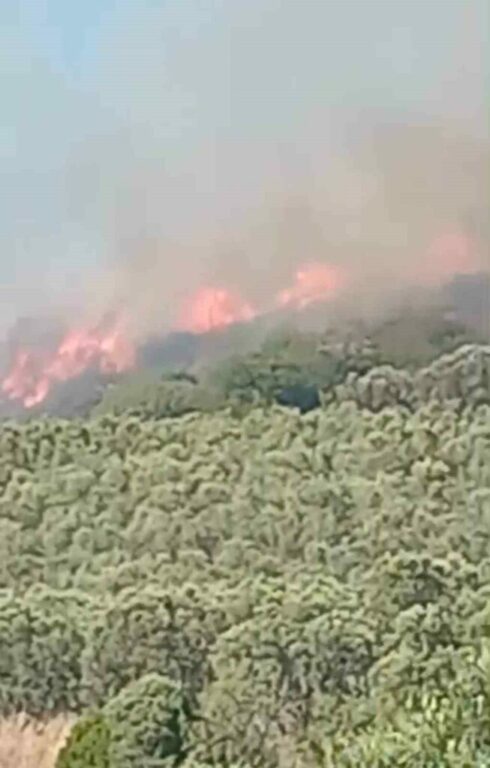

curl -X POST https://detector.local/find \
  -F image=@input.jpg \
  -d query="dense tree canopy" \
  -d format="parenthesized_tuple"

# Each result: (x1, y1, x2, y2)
(0, 335, 490, 765)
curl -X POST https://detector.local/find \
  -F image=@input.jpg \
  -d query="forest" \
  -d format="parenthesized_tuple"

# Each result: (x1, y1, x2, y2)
(1, 307, 490, 767)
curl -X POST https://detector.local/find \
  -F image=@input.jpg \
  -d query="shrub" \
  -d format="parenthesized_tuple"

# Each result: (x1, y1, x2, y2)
(105, 674, 189, 767)
(56, 712, 111, 768)
(0, 588, 89, 715)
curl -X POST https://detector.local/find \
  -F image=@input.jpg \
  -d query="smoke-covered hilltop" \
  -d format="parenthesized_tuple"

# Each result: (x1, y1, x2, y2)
(0, 271, 487, 421)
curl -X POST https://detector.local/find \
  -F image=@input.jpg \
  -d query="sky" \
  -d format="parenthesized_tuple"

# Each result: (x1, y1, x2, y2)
(1, 0, 488, 333)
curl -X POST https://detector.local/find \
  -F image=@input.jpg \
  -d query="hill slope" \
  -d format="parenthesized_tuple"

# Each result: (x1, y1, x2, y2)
(1, 344, 490, 765)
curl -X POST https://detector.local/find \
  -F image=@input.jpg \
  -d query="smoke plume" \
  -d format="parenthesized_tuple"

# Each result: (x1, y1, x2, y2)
(1, 0, 488, 401)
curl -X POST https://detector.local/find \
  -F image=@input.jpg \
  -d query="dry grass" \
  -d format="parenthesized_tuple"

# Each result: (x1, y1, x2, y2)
(0, 714, 76, 768)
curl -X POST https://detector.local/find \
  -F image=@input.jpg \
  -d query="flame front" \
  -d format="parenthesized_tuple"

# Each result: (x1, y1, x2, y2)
(179, 286, 256, 334)
(277, 262, 346, 309)
(2, 351, 51, 409)
(1, 234, 480, 410)
(1, 318, 135, 409)
(421, 230, 482, 284)
(180, 261, 345, 334)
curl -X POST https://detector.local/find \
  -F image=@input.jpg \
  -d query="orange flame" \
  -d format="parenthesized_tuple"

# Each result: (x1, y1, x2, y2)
(416, 230, 482, 286)
(10, 233, 481, 411)
(179, 286, 256, 334)
(1, 317, 135, 409)
(2, 261, 349, 409)
(276, 262, 346, 309)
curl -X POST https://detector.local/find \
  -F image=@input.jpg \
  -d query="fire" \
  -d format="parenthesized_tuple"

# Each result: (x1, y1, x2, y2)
(2, 351, 51, 409)
(276, 262, 345, 309)
(178, 262, 346, 335)
(1, 261, 349, 409)
(3, 227, 482, 412)
(1, 317, 135, 409)
(417, 230, 482, 286)
(179, 286, 256, 334)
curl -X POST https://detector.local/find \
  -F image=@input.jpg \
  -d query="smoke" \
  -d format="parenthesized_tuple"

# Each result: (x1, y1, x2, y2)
(78, 120, 489, 339)
(2, 0, 489, 344)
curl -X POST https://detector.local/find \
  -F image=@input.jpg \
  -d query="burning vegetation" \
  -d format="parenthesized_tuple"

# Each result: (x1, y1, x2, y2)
(1, 317, 135, 410)
(0, 226, 485, 412)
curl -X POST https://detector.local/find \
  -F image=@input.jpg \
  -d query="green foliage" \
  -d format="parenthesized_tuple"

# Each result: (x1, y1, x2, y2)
(0, 587, 90, 715)
(336, 343, 490, 411)
(92, 371, 212, 420)
(105, 674, 189, 767)
(80, 584, 228, 709)
(206, 329, 380, 413)
(370, 308, 480, 368)
(2, 342, 490, 765)
(56, 712, 111, 768)
(192, 574, 378, 766)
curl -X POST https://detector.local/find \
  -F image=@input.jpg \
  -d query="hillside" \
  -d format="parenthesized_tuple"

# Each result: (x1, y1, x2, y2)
(0, 341, 490, 765)
(3, 0, 489, 761)
(1, 272, 488, 421)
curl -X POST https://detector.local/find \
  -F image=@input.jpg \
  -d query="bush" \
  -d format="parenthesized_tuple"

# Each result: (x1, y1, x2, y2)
(56, 712, 111, 768)
(205, 328, 362, 413)
(104, 674, 189, 767)
(80, 585, 225, 709)
(92, 371, 211, 420)
(0, 588, 89, 715)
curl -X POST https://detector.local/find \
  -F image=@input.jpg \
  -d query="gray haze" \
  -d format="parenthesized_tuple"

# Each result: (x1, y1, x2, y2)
(1, 0, 488, 340)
